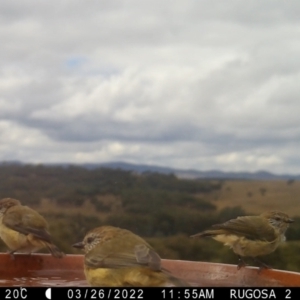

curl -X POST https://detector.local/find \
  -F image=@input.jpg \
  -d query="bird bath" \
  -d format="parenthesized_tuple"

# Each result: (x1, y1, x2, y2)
(0, 253, 299, 287)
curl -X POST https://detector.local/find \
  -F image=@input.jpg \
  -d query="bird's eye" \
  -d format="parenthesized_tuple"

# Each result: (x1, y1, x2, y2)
(87, 237, 94, 244)
(275, 217, 281, 221)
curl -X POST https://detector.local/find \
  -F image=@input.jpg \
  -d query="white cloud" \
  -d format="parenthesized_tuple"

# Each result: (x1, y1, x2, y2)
(1, 0, 300, 173)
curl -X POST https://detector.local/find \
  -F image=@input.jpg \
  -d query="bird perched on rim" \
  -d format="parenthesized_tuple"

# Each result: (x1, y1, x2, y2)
(191, 211, 294, 270)
(73, 226, 189, 287)
(0, 198, 64, 258)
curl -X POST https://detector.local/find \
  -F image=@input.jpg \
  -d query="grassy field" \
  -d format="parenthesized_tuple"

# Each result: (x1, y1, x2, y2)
(35, 179, 300, 217)
(201, 179, 300, 217)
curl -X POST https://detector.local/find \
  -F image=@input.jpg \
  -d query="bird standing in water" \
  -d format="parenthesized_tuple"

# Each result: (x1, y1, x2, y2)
(0, 198, 64, 258)
(191, 211, 294, 270)
(73, 225, 189, 286)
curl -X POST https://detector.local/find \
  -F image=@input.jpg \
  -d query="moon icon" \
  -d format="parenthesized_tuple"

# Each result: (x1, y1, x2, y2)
(45, 288, 51, 299)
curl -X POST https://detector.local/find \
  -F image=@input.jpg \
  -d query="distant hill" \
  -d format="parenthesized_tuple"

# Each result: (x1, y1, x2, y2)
(1, 160, 299, 180)
(90, 162, 300, 180)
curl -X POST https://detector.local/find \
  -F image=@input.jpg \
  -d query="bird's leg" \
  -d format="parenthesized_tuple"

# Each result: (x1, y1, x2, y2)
(252, 257, 271, 273)
(7, 249, 16, 260)
(8, 248, 30, 260)
(237, 256, 247, 270)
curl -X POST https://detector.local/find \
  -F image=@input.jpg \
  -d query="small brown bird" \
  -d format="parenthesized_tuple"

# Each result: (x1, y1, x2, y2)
(191, 211, 294, 270)
(0, 198, 64, 258)
(73, 226, 189, 287)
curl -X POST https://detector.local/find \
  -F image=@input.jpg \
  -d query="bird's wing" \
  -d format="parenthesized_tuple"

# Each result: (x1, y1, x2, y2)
(3, 205, 53, 242)
(212, 216, 277, 242)
(134, 244, 161, 270)
(85, 243, 161, 270)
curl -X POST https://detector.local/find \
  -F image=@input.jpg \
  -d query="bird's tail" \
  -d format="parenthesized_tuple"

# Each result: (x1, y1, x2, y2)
(191, 229, 225, 238)
(45, 242, 65, 258)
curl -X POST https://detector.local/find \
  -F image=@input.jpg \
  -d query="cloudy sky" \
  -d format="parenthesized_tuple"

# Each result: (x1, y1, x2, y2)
(1, 0, 300, 174)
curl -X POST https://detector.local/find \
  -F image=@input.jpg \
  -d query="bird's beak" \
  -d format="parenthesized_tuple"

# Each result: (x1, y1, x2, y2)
(287, 218, 294, 223)
(72, 241, 84, 249)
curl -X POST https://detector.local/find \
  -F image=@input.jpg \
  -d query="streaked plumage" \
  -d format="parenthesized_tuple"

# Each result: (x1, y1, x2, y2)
(191, 211, 293, 269)
(0, 198, 64, 258)
(73, 226, 189, 287)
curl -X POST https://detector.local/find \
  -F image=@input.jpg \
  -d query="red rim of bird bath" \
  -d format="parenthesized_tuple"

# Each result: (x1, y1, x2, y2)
(0, 253, 299, 287)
